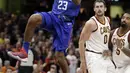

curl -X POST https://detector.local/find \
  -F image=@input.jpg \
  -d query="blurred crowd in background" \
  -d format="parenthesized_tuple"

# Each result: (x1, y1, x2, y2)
(0, 0, 121, 73)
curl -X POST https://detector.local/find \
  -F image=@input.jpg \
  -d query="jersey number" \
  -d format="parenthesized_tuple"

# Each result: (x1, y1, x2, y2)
(104, 35, 108, 44)
(58, 1, 68, 10)
(116, 48, 120, 55)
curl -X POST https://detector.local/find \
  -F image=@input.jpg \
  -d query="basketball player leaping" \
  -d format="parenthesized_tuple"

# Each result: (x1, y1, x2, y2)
(109, 11, 130, 73)
(79, 0, 115, 73)
(7, 0, 81, 73)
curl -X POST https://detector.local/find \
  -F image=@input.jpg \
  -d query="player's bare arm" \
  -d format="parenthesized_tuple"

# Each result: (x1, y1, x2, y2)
(121, 33, 130, 57)
(72, 0, 81, 5)
(79, 19, 97, 73)
(108, 30, 115, 52)
(79, 19, 97, 62)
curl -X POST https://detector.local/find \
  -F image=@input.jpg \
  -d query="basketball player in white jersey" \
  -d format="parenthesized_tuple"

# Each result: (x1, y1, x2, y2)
(79, 0, 115, 73)
(109, 12, 130, 73)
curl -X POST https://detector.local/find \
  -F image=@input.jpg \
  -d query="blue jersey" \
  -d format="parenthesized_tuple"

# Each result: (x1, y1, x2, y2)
(52, 0, 80, 17)
(37, 0, 80, 54)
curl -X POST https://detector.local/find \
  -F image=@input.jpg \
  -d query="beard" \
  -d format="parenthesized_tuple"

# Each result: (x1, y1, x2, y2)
(120, 22, 127, 27)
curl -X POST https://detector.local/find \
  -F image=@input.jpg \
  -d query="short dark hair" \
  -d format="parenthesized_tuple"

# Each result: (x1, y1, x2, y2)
(124, 10, 130, 15)
(94, 0, 106, 7)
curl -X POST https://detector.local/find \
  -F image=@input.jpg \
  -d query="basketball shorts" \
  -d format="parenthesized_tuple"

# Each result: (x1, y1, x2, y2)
(35, 11, 74, 55)
(85, 51, 115, 73)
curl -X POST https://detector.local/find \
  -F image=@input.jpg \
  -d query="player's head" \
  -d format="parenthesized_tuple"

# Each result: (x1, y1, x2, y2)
(121, 11, 130, 28)
(93, 0, 106, 16)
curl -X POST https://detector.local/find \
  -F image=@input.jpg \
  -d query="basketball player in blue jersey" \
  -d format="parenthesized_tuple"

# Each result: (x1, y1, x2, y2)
(7, 0, 81, 73)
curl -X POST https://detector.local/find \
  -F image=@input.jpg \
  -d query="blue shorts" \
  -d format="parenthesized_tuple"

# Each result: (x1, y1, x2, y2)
(36, 12, 74, 54)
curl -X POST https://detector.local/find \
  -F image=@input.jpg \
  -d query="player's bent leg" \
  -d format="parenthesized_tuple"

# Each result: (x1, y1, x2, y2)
(55, 51, 69, 73)
(24, 14, 42, 42)
(7, 14, 42, 61)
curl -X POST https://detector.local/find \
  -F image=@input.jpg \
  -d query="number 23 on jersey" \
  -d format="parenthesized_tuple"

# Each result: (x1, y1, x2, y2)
(58, 0, 68, 10)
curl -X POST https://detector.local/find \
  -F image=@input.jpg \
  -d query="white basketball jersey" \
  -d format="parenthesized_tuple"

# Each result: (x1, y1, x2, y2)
(112, 28, 130, 67)
(86, 16, 111, 52)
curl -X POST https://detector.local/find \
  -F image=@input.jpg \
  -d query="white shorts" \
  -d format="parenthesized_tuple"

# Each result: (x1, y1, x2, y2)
(116, 65, 130, 73)
(85, 51, 115, 73)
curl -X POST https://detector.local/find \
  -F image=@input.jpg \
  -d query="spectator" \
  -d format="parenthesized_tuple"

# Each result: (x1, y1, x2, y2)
(47, 63, 57, 73)
(16, 49, 34, 73)
(66, 49, 78, 73)
(6, 68, 13, 73)
(2, 60, 16, 73)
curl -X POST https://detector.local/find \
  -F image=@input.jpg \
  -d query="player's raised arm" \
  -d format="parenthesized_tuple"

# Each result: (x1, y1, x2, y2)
(79, 19, 97, 73)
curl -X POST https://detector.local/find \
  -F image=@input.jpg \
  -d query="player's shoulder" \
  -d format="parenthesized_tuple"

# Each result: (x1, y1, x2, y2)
(128, 31, 130, 43)
(105, 16, 110, 20)
(110, 29, 116, 37)
(111, 28, 116, 33)
(85, 18, 97, 26)
(84, 18, 97, 31)
(105, 16, 111, 23)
